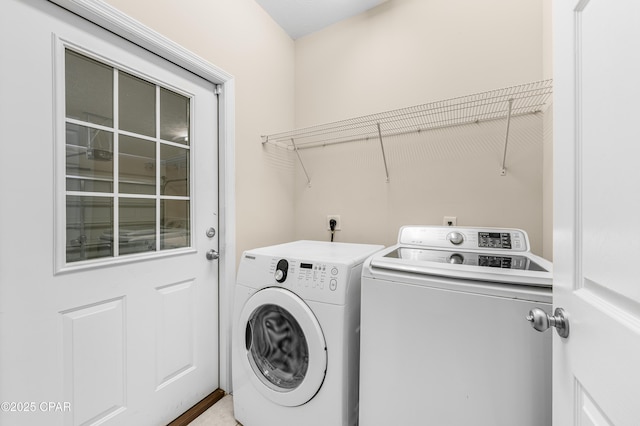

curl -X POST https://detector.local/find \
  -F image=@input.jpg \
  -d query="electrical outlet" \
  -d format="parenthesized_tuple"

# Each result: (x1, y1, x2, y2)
(443, 216, 457, 226)
(327, 215, 341, 231)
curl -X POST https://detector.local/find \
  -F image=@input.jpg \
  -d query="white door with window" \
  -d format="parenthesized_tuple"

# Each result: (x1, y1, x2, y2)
(554, 0, 640, 424)
(0, 0, 219, 425)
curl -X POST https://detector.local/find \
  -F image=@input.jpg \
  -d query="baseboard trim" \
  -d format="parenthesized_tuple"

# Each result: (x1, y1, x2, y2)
(168, 388, 226, 426)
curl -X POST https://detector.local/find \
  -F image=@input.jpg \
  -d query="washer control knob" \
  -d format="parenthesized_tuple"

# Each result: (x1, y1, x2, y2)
(447, 231, 464, 245)
(329, 279, 338, 291)
(275, 259, 288, 283)
(449, 253, 464, 264)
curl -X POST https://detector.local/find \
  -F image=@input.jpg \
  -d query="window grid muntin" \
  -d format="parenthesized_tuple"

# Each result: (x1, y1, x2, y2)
(64, 48, 192, 264)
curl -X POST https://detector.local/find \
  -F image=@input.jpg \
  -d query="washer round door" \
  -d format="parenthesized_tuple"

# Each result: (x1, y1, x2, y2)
(238, 287, 327, 407)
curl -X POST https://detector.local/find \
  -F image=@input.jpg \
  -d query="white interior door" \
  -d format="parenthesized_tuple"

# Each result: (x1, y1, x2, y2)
(0, 0, 219, 425)
(553, 0, 640, 424)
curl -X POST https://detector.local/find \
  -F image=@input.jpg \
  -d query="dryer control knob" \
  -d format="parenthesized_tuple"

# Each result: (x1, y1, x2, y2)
(447, 231, 464, 245)
(275, 259, 289, 283)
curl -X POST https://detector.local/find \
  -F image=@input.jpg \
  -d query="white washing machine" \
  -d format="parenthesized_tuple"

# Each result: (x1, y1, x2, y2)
(359, 226, 552, 426)
(232, 240, 383, 426)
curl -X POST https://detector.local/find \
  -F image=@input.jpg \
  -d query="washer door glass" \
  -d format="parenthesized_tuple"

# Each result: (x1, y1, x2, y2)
(246, 304, 309, 390)
(238, 287, 327, 407)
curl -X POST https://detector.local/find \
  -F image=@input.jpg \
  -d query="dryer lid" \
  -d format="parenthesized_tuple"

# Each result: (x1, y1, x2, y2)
(385, 247, 548, 272)
(367, 246, 552, 287)
(365, 226, 552, 287)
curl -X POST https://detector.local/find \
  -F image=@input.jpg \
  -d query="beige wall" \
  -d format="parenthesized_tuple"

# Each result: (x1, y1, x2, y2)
(542, 0, 554, 260)
(293, 115, 546, 254)
(292, 0, 551, 257)
(542, 104, 553, 259)
(103, 0, 552, 259)
(103, 0, 297, 263)
(295, 0, 544, 126)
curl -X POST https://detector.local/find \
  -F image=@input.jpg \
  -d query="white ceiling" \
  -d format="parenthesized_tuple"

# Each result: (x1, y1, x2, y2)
(255, 0, 388, 40)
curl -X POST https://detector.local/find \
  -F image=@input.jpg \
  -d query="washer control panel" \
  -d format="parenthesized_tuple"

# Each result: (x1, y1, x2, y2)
(478, 232, 513, 249)
(270, 258, 344, 292)
(399, 226, 529, 252)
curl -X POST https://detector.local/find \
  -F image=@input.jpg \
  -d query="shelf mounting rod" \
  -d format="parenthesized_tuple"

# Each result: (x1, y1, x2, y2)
(500, 98, 514, 176)
(291, 138, 311, 187)
(377, 123, 390, 183)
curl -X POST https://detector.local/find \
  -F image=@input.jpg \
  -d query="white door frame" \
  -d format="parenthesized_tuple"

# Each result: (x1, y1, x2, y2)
(49, 0, 236, 391)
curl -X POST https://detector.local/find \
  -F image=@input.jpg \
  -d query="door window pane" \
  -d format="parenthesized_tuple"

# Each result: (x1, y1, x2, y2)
(119, 198, 156, 255)
(66, 195, 113, 262)
(65, 50, 113, 127)
(66, 122, 113, 192)
(119, 72, 156, 137)
(161, 144, 189, 196)
(64, 49, 192, 264)
(160, 88, 190, 145)
(161, 200, 189, 250)
(119, 135, 156, 195)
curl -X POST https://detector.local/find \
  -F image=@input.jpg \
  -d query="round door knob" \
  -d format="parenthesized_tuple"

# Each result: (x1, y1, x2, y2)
(447, 231, 464, 245)
(206, 249, 219, 260)
(526, 308, 550, 332)
(526, 307, 569, 338)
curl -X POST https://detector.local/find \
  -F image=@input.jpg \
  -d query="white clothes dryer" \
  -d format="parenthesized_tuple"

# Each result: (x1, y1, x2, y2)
(359, 226, 553, 426)
(232, 241, 383, 426)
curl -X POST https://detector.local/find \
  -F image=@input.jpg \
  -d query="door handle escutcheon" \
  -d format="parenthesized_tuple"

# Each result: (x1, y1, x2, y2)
(206, 249, 219, 260)
(526, 307, 570, 338)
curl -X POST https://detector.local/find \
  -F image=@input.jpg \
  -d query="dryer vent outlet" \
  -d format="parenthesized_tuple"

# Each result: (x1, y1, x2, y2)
(327, 215, 341, 231)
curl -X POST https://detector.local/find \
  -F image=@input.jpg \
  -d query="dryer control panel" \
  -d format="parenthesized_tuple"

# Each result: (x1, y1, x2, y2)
(236, 240, 384, 305)
(270, 258, 344, 291)
(263, 257, 356, 305)
(295, 261, 340, 291)
(398, 226, 530, 252)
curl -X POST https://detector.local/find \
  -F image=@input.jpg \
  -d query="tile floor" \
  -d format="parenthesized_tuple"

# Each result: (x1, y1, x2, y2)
(189, 395, 240, 426)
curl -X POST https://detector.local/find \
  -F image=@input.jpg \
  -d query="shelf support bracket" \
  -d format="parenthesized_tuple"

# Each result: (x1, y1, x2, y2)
(377, 123, 390, 183)
(500, 98, 514, 176)
(291, 138, 312, 187)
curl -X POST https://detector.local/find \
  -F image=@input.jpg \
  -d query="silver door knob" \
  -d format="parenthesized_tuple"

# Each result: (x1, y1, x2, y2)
(206, 249, 219, 260)
(526, 307, 569, 338)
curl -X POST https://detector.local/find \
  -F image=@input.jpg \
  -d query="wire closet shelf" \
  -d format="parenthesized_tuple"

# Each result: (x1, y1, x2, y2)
(262, 79, 552, 184)
(262, 79, 552, 150)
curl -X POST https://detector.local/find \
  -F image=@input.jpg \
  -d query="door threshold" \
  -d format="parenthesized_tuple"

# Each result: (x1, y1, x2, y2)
(168, 389, 226, 426)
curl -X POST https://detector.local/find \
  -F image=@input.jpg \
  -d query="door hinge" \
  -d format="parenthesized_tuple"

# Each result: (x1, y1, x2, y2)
(214, 84, 223, 95)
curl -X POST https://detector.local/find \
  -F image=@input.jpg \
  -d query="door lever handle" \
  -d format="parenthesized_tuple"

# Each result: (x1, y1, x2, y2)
(526, 307, 570, 338)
